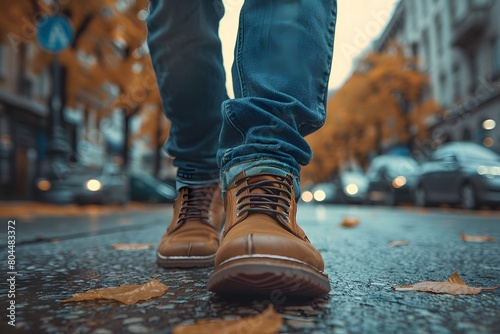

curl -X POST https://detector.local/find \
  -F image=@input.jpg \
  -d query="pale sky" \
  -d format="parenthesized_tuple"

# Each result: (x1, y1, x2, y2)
(219, 0, 399, 97)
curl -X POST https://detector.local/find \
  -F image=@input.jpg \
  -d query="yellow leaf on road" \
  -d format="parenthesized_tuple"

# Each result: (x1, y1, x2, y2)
(341, 217, 360, 228)
(172, 305, 283, 334)
(112, 243, 154, 250)
(460, 233, 495, 243)
(388, 240, 410, 247)
(393, 272, 500, 295)
(60, 278, 168, 305)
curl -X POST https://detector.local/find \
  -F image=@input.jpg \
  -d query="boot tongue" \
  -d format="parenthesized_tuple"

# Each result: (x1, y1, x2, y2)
(246, 174, 286, 194)
(243, 174, 292, 215)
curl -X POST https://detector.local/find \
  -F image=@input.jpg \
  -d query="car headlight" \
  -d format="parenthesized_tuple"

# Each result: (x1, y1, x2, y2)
(477, 165, 500, 177)
(313, 189, 326, 202)
(392, 176, 407, 188)
(37, 179, 51, 191)
(86, 179, 102, 191)
(301, 190, 313, 203)
(345, 184, 358, 195)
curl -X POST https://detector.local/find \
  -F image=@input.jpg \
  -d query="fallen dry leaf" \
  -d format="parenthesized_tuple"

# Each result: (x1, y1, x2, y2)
(112, 243, 154, 250)
(393, 271, 500, 295)
(460, 233, 495, 243)
(341, 217, 360, 228)
(172, 305, 283, 334)
(388, 240, 410, 247)
(61, 278, 168, 304)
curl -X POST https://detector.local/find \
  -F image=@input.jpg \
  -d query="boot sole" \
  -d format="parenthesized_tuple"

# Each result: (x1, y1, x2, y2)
(207, 255, 330, 297)
(156, 252, 216, 268)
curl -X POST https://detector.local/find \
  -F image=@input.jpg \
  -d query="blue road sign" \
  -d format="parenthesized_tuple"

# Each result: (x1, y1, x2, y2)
(36, 15, 73, 53)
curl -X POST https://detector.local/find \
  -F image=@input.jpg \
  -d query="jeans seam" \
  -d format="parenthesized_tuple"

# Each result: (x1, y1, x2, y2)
(298, 3, 336, 131)
(319, 5, 337, 107)
(235, 9, 247, 97)
(225, 102, 246, 142)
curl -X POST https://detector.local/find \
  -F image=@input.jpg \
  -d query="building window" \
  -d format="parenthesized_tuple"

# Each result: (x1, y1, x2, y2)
(469, 51, 478, 94)
(494, 36, 500, 77)
(408, 1, 416, 30)
(462, 128, 472, 141)
(435, 15, 443, 56)
(423, 29, 431, 70)
(35, 71, 49, 99)
(411, 43, 419, 57)
(439, 72, 448, 106)
(453, 64, 461, 102)
(449, 0, 456, 21)
(0, 45, 5, 79)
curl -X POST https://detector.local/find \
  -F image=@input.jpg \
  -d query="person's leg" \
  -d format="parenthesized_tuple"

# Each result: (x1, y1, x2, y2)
(208, 0, 337, 296)
(147, 0, 227, 267)
(147, 0, 228, 188)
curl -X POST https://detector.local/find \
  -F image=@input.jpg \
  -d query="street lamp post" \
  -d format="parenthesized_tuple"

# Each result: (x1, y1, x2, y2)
(36, 14, 74, 178)
(46, 57, 69, 164)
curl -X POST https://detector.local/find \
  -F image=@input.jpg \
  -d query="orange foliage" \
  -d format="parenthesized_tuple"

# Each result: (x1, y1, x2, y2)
(0, 0, 164, 145)
(303, 44, 442, 183)
(133, 105, 170, 149)
(0, 0, 153, 111)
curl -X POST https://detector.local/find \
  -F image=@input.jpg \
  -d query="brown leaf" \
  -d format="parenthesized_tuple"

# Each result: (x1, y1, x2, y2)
(341, 217, 360, 228)
(393, 271, 500, 295)
(60, 278, 168, 305)
(460, 233, 495, 243)
(112, 243, 154, 250)
(172, 305, 283, 334)
(388, 240, 410, 247)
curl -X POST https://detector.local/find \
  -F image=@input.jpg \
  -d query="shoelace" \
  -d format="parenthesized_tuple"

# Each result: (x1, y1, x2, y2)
(234, 174, 292, 224)
(177, 184, 217, 225)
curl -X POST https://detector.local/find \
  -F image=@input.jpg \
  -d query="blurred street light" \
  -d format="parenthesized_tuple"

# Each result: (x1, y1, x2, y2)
(301, 190, 313, 203)
(313, 190, 326, 202)
(482, 119, 496, 130)
(345, 184, 358, 195)
(392, 176, 407, 189)
(37, 179, 52, 191)
(483, 137, 494, 147)
(86, 179, 102, 192)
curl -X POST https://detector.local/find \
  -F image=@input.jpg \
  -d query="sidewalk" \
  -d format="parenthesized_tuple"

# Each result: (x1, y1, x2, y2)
(1, 205, 499, 333)
(0, 202, 166, 220)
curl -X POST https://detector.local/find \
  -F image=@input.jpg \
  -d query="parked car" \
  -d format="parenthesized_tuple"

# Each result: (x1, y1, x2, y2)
(366, 155, 420, 206)
(130, 172, 177, 203)
(36, 164, 129, 205)
(337, 171, 369, 204)
(302, 182, 340, 204)
(414, 142, 500, 209)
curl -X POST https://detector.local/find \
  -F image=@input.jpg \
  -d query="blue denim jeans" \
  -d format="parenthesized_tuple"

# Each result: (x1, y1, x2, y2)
(147, 0, 337, 196)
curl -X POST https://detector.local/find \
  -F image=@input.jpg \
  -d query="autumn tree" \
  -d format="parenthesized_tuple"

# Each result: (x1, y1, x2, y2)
(302, 43, 442, 183)
(0, 0, 168, 170)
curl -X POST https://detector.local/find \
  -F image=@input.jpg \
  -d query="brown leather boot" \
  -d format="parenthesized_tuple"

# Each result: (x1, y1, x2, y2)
(207, 172, 330, 297)
(157, 183, 224, 268)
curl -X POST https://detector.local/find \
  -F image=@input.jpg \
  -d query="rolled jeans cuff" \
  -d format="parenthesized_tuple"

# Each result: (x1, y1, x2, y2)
(176, 169, 220, 191)
(221, 159, 301, 199)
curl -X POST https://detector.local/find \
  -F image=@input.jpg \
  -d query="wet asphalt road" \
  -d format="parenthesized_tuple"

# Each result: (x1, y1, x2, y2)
(1, 204, 499, 334)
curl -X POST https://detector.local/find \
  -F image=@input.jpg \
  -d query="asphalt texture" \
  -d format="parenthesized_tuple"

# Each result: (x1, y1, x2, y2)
(1, 203, 499, 334)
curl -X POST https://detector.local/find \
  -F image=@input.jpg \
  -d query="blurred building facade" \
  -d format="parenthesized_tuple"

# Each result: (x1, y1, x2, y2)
(375, 0, 500, 154)
(0, 43, 174, 201)
(0, 42, 52, 200)
(0, 41, 116, 201)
